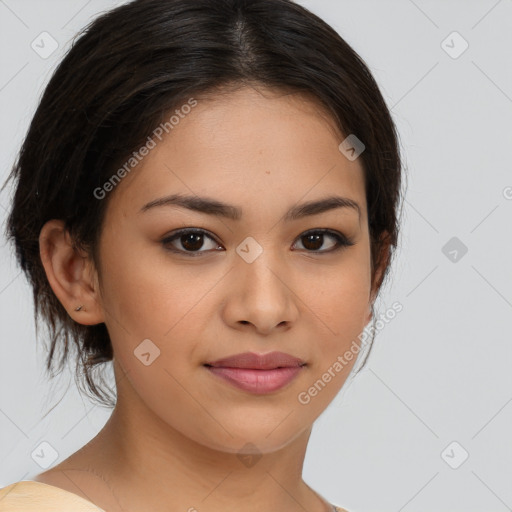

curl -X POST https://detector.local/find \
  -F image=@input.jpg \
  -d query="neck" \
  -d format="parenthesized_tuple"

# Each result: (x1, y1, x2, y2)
(67, 368, 332, 512)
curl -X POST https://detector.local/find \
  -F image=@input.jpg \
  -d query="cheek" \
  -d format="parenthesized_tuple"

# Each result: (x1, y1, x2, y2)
(98, 236, 187, 336)
(99, 245, 214, 389)
(305, 253, 371, 331)
(302, 254, 371, 372)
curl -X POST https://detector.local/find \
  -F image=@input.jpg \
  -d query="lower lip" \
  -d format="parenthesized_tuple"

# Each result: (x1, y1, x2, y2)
(206, 366, 304, 394)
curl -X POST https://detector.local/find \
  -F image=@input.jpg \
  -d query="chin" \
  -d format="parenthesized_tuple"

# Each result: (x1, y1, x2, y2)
(185, 412, 312, 456)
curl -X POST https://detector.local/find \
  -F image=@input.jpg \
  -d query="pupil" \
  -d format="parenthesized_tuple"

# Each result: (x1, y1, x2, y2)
(182, 233, 203, 251)
(303, 234, 322, 251)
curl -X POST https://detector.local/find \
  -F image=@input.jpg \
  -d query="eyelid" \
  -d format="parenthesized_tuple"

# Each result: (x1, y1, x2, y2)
(160, 227, 355, 256)
(296, 228, 355, 249)
(161, 228, 221, 256)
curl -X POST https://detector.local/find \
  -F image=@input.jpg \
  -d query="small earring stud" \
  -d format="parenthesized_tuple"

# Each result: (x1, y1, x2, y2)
(75, 305, 84, 312)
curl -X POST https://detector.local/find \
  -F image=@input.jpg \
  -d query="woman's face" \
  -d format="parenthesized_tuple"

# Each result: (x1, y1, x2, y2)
(94, 86, 375, 454)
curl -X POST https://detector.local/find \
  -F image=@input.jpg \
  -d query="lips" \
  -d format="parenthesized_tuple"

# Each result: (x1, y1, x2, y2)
(204, 351, 306, 394)
(205, 351, 306, 370)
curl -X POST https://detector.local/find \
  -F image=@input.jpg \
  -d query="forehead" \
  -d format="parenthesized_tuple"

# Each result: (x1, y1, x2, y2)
(106, 86, 367, 222)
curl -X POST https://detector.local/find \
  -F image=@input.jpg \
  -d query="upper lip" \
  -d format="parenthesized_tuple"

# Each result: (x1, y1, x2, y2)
(204, 351, 306, 370)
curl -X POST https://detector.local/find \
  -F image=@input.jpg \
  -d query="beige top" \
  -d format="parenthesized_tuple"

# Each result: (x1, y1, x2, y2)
(0, 481, 106, 511)
(0, 480, 347, 511)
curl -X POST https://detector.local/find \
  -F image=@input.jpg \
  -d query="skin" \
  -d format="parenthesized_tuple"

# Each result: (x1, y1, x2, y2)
(35, 85, 389, 512)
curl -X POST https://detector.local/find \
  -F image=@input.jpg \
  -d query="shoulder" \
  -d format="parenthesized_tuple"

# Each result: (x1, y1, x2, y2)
(0, 481, 105, 511)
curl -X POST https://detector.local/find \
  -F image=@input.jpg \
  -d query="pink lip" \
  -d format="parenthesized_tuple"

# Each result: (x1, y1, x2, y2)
(204, 351, 306, 394)
(206, 366, 304, 394)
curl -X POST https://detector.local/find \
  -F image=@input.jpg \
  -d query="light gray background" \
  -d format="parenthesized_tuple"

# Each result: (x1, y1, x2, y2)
(1, 1, 511, 511)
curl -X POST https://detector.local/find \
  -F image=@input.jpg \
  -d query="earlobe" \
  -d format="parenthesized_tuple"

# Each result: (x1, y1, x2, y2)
(39, 219, 104, 326)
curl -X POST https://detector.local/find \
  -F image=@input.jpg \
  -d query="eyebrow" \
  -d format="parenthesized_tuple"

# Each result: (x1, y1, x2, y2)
(139, 193, 361, 222)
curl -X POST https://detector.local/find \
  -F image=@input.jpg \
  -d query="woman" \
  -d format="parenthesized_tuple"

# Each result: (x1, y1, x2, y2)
(0, 0, 403, 510)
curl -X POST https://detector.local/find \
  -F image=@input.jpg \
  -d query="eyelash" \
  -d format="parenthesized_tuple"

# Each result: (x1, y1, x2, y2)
(161, 228, 355, 257)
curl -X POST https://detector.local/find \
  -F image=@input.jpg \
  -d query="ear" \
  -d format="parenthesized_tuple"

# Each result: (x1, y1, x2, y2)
(39, 219, 105, 325)
(365, 231, 392, 324)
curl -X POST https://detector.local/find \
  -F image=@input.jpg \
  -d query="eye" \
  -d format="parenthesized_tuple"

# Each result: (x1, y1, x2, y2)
(161, 228, 221, 257)
(292, 229, 355, 253)
(161, 228, 354, 257)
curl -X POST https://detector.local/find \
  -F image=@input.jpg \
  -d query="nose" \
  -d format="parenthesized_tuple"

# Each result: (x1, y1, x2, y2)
(221, 251, 300, 336)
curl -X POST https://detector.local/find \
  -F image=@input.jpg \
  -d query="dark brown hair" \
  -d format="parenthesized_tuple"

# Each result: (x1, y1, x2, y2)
(3, 0, 404, 408)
